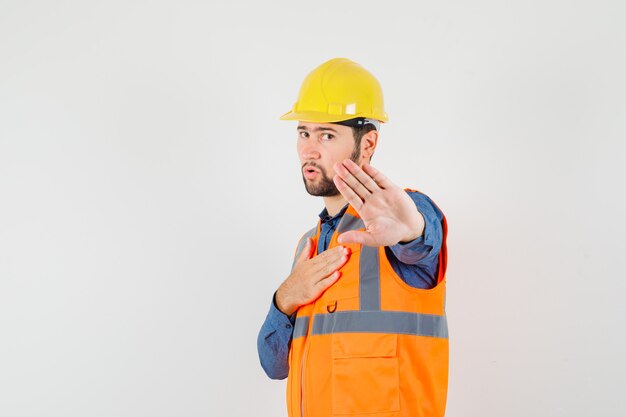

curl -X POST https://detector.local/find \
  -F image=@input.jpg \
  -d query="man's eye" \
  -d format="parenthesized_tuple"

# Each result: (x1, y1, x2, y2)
(321, 133, 334, 141)
(299, 131, 309, 139)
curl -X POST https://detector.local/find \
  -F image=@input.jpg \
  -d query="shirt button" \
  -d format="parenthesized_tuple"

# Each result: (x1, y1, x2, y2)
(286, 323, 292, 329)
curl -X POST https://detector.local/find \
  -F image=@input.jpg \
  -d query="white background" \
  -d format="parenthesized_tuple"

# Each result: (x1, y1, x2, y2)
(1, 1, 625, 416)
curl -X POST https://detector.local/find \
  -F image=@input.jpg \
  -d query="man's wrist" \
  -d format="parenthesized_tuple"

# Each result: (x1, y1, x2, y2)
(399, 230, 421, 244)
(275, 288, 296, 316)
(269, 291, 297, 326)
(399, 208, 425, 243)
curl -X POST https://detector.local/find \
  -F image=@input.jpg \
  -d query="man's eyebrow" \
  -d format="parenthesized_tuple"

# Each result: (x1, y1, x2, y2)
(297, 125, 338, 133)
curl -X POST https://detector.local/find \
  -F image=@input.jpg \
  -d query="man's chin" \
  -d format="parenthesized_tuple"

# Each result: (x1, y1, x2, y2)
(302, 175, 340, 197)
(305, 187, 341, 197)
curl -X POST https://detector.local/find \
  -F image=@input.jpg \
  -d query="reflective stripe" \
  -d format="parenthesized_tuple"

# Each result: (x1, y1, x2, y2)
(293, 316, 310, 339)
(336, 213, 364, 234)
(292, 226, 318, 271)
(311, 310, 448, 338)
(359, 245, 381, 311)
(335, 212, 381, 311)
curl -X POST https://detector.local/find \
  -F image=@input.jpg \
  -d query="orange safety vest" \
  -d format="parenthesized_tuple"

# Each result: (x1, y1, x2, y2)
(286, 194, 449, 417)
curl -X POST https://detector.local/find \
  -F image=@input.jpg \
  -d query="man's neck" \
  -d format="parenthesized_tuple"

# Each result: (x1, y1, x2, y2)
(323, 195, 349, 217)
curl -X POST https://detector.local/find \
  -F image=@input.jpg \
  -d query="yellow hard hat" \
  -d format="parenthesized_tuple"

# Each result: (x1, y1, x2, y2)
(280, 58, 389, 123)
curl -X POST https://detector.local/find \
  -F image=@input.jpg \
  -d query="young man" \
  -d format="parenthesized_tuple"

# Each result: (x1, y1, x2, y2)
(257, 58, 449, 417)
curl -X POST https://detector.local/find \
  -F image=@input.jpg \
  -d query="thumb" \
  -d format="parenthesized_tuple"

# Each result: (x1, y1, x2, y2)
(297, 237, 314, 263)
(337, 231, 377, 247)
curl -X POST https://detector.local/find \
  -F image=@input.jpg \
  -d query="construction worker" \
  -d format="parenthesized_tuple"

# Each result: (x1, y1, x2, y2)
(257, 58, 449, 417)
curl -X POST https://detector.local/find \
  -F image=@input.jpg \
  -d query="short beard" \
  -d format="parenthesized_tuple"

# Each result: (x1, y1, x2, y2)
(302, 146, 361, 197)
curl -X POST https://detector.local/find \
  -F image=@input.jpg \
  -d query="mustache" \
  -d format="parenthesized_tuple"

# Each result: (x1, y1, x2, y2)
(302, 162, 328, 175)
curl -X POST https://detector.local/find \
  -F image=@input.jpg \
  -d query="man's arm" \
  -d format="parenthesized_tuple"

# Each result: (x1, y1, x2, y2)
(257, 292, 296, 380)
(258, 235, 350, 379)
(331, 159, 445, 289)
(332, 160, 427, 248)
(387, 190, 444, 288)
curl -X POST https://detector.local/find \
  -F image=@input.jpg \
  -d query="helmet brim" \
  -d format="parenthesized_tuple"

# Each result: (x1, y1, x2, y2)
(279, 110, 388, 123)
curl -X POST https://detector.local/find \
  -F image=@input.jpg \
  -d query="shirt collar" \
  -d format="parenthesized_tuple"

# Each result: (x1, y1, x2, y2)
(318, 203, 349, 224)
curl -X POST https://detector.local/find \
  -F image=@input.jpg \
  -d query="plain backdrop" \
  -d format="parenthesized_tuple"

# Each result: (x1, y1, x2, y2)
(1, 1, 625, 416)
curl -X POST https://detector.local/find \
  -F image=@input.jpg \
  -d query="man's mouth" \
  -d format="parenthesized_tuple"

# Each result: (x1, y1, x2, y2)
(303, 166, 321, 179)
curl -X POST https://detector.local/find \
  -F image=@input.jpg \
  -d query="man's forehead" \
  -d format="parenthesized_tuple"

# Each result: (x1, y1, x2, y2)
(296, 122, 346, 133)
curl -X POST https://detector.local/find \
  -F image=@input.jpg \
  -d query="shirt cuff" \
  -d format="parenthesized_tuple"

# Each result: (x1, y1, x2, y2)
(389, 190, 442, 265)
(390, 234, 430, 264)
(269, 291, 297, 328)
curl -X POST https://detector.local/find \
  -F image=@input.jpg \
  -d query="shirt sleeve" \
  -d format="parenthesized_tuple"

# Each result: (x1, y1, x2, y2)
(257, 291, 297, 380)
(389, 190, 444, 267)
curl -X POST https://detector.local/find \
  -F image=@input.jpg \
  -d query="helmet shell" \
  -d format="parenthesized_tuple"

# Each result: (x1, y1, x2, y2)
(280, 58, 388, 123)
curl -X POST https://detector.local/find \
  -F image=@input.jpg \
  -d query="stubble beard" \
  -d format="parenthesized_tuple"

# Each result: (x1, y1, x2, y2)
(302, 146, 361, 197)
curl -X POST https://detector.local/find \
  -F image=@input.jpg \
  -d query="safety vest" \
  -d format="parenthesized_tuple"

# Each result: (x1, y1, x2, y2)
(286, 195, 449, 417)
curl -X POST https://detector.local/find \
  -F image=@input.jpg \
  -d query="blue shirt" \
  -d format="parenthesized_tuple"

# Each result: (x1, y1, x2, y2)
(257, 190, 444, 379)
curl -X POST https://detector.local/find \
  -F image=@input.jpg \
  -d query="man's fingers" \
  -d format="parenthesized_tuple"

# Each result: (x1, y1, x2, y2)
(334, 162, 371, 201)
(310, 246, 344, 268)
(333, 175, 364, 211)
(362, 163, 394, 189)
(312, 247, 349, 275)
(314, 271, 341, 292)
(342, 159, 380, 193)
(312, 245, 345, 262)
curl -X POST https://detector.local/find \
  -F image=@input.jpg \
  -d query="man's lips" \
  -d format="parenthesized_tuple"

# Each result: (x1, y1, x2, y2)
(303, 166, 321, 179)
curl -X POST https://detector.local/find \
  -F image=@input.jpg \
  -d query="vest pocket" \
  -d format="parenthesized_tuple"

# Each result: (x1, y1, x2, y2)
(331, 333, 400, 415)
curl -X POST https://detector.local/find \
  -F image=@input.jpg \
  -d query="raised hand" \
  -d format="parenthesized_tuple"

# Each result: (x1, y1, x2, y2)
(332, 159, 424, 247)
(275, 238, 350, 316)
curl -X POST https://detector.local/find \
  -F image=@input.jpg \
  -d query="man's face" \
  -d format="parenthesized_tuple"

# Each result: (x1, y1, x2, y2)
(296, 121, 360, 197)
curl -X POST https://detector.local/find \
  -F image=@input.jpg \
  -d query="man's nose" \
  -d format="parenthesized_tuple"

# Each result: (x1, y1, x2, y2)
(300, 142, 321, 160)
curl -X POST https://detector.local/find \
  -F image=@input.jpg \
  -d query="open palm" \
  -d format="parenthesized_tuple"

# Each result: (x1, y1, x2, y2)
(332, 159, 425, 247)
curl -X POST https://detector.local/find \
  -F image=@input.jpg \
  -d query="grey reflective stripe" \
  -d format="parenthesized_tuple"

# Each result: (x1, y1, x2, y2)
(336, 213, 364, 234)
(291, 226, 318, 271)
(334, 211, 381, 311)
(311, 310, 448, 339)
(359, 245, 381, 311)
(293, 316, 310, 339)
(337, 213, 380, 311)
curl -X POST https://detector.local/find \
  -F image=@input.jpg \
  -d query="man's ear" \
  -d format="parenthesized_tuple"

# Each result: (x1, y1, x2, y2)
(361, 130, 379, 160)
